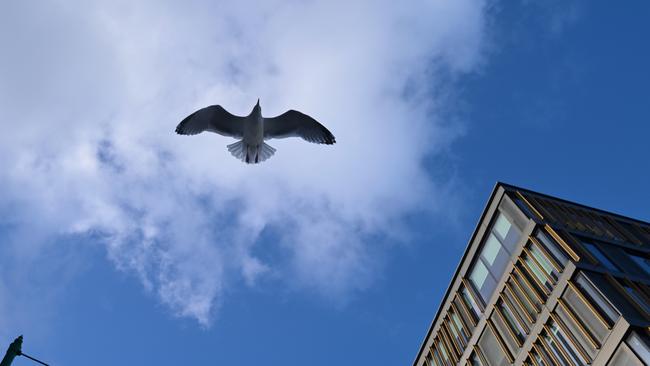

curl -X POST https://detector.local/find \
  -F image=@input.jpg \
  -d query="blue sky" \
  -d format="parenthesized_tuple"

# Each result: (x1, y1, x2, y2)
(1, 1, 649, 365)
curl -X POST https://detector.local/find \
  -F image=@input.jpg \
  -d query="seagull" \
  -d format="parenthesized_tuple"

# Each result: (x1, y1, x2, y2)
(175, 99, 336, 164)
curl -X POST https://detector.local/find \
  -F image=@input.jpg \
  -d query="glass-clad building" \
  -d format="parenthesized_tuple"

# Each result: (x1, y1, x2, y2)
(413, 183, 650, 366)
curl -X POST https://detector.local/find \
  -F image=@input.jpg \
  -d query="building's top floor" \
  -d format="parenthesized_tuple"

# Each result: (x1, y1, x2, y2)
(413, 183, 650, 366)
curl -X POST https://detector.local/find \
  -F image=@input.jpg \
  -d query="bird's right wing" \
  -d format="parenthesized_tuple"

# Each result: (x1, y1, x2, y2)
(175, 105, 245, 137)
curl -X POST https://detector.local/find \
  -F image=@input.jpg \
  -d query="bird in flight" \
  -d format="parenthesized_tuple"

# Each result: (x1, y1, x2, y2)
(175, 99, 336, 164)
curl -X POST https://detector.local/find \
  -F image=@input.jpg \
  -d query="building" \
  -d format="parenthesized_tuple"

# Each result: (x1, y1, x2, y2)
(413, 183, 650, 366)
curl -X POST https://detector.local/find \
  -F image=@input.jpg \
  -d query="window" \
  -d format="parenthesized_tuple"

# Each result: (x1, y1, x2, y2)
(453, 295, 477, 330)
(468, 351, 485, 366)
(449, 309, 469, 344)
(622, 283, 650, 314)
(554, 302, 598, 359)
(574, 272, 619, 325)
(437, 339, 451, 366)
(627, 251, 650, 275)
(548, 320, 588, 366)
(581, 240, 621, 271)
(460, 285, 482, 322)
(468, 212, 521, 304)
(493, 212, 522, 253)
(500, 299, 527, 340)
(507, 277, 540, 319)
(470, 259, 498, 304)
(478, 324, 511, 366)
(536, 231, 569, 266)
(628, 332, 650, 364)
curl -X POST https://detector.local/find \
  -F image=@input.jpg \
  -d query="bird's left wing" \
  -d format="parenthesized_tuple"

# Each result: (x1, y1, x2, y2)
(176, 105, 245, 137)
(264, 110, 336, 144)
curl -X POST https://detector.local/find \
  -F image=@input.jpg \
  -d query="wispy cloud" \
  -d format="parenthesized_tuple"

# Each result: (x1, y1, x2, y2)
(0, 0, 489, 326)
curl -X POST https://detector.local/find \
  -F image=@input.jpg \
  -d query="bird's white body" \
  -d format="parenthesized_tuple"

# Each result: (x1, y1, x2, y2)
(175, 99, 335, 164)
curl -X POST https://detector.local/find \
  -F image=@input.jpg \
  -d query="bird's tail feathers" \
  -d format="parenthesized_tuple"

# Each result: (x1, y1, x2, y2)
(227, 140, 276, 164)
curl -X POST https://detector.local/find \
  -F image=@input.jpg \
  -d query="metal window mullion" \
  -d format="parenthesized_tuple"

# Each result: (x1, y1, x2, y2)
(544, 225, 580, 262)
(556, 299, 600, 350)
(549, 313, 591, 363)
(566, 282, 611, 330)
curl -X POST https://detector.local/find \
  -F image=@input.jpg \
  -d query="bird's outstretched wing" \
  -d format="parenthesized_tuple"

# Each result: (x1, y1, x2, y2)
(176, 105, 245, 137)
(264, 110, 336, 144)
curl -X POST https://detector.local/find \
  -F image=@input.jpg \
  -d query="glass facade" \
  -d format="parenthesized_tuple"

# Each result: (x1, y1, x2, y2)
(468, 212, 522, 305)
(414, 185, 650, 366)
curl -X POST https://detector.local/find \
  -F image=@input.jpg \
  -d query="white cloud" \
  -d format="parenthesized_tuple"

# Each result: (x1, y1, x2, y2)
(0, 0, 488, 326)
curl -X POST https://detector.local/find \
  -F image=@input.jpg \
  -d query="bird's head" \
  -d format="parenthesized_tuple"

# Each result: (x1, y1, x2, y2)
(251, 98, 261, 115)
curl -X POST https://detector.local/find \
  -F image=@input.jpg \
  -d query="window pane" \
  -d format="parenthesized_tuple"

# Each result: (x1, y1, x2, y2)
(460, 286, 482, 321)
(508, 278, 539, 319)
(500, 300, 526, 342)
(549, 321, 588, 366)
(492, 308, 519, 355)
(494, 213, 512, 241)
(581, 240, 621, 271)
(555, 304, 597, 359)
(523, 253, 553, 292)
(627, 332, 650, 364)
(563, 286, 609, 343)
(575, 273, 619, 324)
(437, 339, 450, 364)
(450, 310, 469, 343)
(530, 242, 560, 282)
(469, 352, 484, 366)
(623, 284, 650, 314)
(483, 234, 502, 266)
(536, 231, 569, 265)
(470, 260, 497, 304)
(541, 331, 571, 366)
(627, 252, 650, 275)
(478, 326, 509, 366)
(608, 343, 644, 366)
(496, 213, 522, 253)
